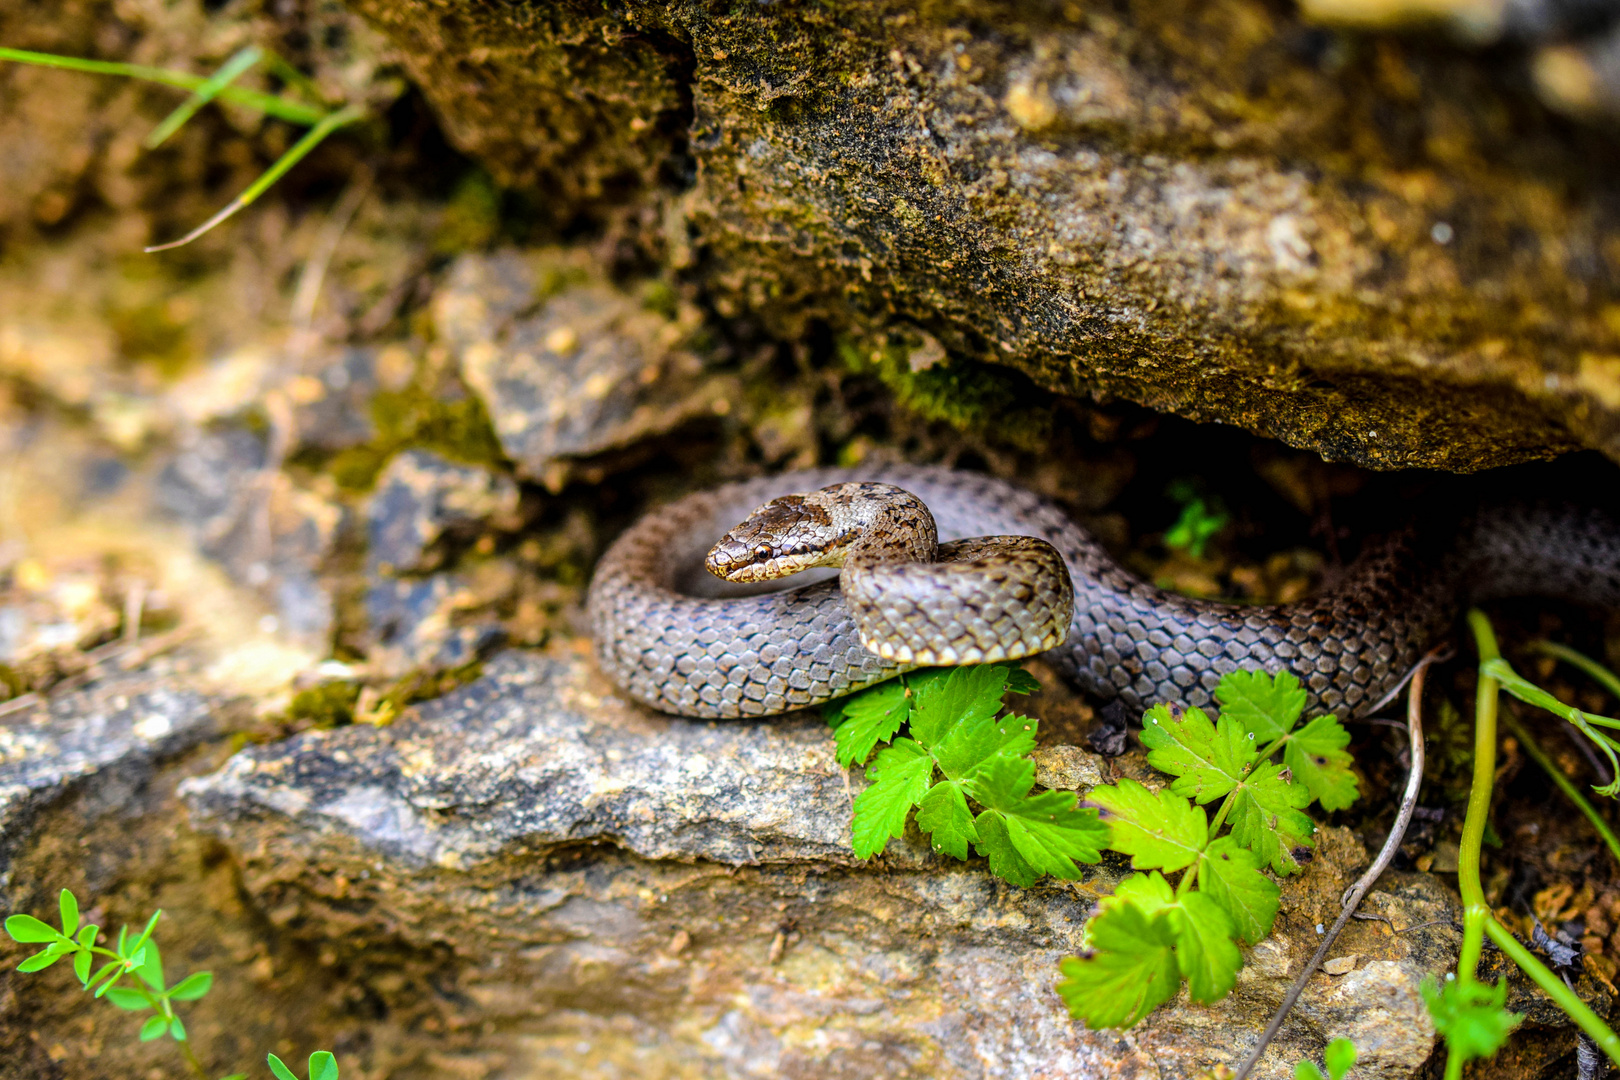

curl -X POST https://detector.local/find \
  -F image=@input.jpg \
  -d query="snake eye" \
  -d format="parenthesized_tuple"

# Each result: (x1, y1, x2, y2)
(754, 544, 773, 560)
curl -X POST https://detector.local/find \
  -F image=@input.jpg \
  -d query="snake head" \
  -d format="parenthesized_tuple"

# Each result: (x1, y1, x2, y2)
(706, 493, 840, 583)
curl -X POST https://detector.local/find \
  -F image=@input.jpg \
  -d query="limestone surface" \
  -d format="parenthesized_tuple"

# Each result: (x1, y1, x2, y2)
(184, 649, 1460, 1080)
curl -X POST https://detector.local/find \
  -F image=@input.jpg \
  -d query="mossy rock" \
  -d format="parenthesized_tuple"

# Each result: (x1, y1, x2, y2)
(352, 0, 1620, 472)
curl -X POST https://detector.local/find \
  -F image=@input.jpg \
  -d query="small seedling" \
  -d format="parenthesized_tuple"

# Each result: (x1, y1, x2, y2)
(1163, 479, 1231, 559)
(268, 1051, 338, 1080)
(4, 888, 339, 1079)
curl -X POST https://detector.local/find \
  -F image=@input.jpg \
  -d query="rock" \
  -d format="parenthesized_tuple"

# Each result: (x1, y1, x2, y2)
(0, 667, 219, 884)
(157, 424, 346, 646)
(184, 649, 1457, 1079)
(1031, 744, 1106, 793)
(432, 252, 738, 483)
(366, 450, 520, 575)
(355, 0, 1620, 471)
(282, 348, 383, 455)
(360, 574, 505, 679)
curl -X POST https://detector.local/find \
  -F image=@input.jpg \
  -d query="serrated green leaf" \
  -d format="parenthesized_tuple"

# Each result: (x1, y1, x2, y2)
(137, 938, 165, 992)
(851, 740, 933, 858)
(1101, 873, 1240, 1004)
(168, 971, 213, 1001)
(5, 913, 60, 944)
(139, 1015, 168, 1042)
(828, 679, 908, 767)
(1001, 665, 1040, 695)
(1198, 837, 1281, 944)
(1227, 762, 1317, 874)
(169, 1015, 187, 1041)
(1057, 902, 1181, 1029)
(1110, 870, 1176, 913)
(309, 1050, 339, 1080)
(1140, 703, 1257, 803)
(1282, 715, 1360, 812)
(916, 781, 977, 859)
(1421, 976, 1521, 1064)
(962, 747, 1036, 805)
(1323, 1038, 1357, 1080)
(17, 950, 60, 972)
(998, 791, 1108, 879)
(267, 1054, 298, 1080)
(1216, 669, 1307, 741)
(966, 756, 1106, 879)
(909, 665, 1009, 747)
(970, 811, 1040, 887)
(933, 711, 1037, 780)
(104, 987, 151, 1011)
(1175, 890, 1241, 1003)
(73, 947, 91, 985)
(1088, 779, 1208, 872)
(58, 890, 78, 937)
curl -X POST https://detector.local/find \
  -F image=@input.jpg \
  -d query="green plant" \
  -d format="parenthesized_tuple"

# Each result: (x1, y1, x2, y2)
(1420, 612, 1620, 1078)
(0, 45, 365, 251)
(4, 888, 338, 1080)
(268, 1051, 338, 1080)
(1295, 1038, 1356, 1080)
(1163, 478, 1230, 559)
(829, 665, 1356, 1026)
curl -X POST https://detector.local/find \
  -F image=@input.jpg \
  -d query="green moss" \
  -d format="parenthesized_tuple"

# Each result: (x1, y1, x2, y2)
(838, 334, 1052, 451)
(320, 381, 507, 493)
(434, 170, 503, 255)
(283, 681, 362, 729)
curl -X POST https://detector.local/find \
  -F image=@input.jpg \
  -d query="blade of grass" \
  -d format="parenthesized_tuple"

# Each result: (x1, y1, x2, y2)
(1533, 641, 1620, 701)
(1501, 713, 1620, 865)
(145, 103, 365, 252)
(144, 45, 262, 149)
(0, 47, 325, 125)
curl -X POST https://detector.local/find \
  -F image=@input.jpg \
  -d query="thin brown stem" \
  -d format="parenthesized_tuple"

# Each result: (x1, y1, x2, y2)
(1231, 645, 1440, 1080)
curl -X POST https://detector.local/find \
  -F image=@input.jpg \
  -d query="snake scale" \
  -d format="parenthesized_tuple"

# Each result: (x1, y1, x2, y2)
(588, 463, 1620, 720)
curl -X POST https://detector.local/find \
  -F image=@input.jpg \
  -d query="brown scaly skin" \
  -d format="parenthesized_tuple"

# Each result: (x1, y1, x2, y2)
(588, 464, 1620, 719)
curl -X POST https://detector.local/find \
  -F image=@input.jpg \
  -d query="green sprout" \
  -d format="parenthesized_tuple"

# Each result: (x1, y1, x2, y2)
(4, 888, 339, 1080)
(1163, 478, 1230, 559)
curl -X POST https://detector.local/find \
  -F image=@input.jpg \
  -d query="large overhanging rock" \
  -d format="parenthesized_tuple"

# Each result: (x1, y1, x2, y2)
(353, 0, 1620, 471)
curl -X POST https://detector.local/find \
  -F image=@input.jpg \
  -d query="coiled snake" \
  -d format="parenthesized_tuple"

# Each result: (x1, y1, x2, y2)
(588, 463, 1620, 719)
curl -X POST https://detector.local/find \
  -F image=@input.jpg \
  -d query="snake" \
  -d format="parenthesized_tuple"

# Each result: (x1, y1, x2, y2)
(587, 463, 1620, 720)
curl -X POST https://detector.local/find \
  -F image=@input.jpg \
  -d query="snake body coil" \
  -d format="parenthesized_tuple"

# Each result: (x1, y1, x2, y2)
(588, 464, 1620, 719)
